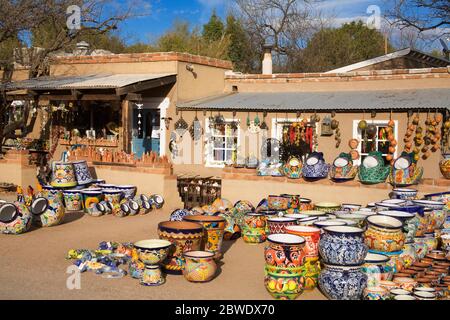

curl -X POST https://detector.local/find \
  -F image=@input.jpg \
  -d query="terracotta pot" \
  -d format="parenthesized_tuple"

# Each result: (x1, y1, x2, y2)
(183, 215, 227, 259)
(393, 277, 417, 292)
(157, 221, 203, 274)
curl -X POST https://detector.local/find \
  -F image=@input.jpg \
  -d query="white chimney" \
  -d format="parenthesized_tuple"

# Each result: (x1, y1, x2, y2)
(262, 41, 274, 75)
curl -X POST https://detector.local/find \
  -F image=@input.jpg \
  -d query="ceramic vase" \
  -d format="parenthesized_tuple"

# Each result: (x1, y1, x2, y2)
(285, 225, 321, 259)
(319, 226, 368, 266)
(157, 221, 204, 274)
(134, 239, 172, 286)
(365, 215, 405, 252)
(183, 251, 217, 282)
(72, 160, 93, 185)
(362, 252, 391, 288)
(264, 265, 305, 300)
(319, 264, 367, 300)
(183, 215, 226, 259)
(264, 234, 306, 268)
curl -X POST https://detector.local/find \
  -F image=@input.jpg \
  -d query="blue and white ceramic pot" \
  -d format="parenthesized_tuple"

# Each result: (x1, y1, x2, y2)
(362, 252, 391, 288)
(72, 160, 93, 185)
(170, 209, 192, 221)
(319, 264, 367, 300)
(302, 152, 330, 180)
(117, 185, 137, 199)
(319, 226, 368, 266)
(392, 188, 418, 201)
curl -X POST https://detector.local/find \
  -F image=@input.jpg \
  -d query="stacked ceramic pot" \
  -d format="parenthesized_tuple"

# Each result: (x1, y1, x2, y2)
(318, 226, 368, 300)
(285, 225, 322, 290)
(264, 233, 307, 300)
(242, 212, 267, 244)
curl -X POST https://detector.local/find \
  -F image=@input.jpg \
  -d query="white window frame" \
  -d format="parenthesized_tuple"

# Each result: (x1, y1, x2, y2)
(352, 119, 398, 166)
(205, 118, 240, 168)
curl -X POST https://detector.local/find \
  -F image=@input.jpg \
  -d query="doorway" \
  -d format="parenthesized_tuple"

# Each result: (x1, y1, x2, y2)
(132, 107, 161, 158)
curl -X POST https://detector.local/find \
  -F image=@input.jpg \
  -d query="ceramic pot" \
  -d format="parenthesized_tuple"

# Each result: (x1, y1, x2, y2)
(285, 225, 321, 259)
(314, 202, 341, 214)
(140, 265, 165, 286)
(127, 199, 140, 216)
(72, 160, 93, 185)
(440, 157, 450, 179)
(298, 198, 314, 211)
(136, 199, 152, 215)
(157, 221, 204, 274)
(334, 212, 367, 229)
(362, 252, 391, 287)
(302, 152, 330, 180)
(134, 239, 172, 286)
(422, 234, 439, 252)
(117, 185, 137, 199)
(365, 215, 405, 252)
(63, 190, 83, 211)
(319, 264, 367, 300)
(279, 194, 301, 210)
(300, 258, 321, 290)
(244, 213, 266, 229)
(183, 251, 217, 282)
(424, 192, 450, 211)
(393, 277, 417, 292)
(313, 220, 347, 231)
(282, 156, 303, 179)
(319, 226, 368, 266)
(33, 190, 65, 227)
(330, 154, 359, 181)
(103, 190, 123, 216)
(242, 227, 267, 244)
(268, 195, 290, 211)
(363, 286, 389, 300)
(370, 249, 405, 277)
(341, 204, 362, 212)
(0, 202, 34, 235)
(399, 242, 419, 269)
(150, 194, 165, 209)
(97, 184, 117, 191)
(265, 234, 306, 268)
(81, 190, 103, 216)
(183, 215, 226, 259)
(128, 258, 145, 279)
(264, 265, 304, 300)
(51, 161, 77, 188)
(358, 152, 390, 184)
(377, 210, 417, 243)
(392, 188, 418, 201)
(267, 217, 297, 235)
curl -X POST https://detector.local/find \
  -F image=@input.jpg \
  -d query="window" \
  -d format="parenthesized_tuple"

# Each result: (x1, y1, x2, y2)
(205, 118, 240, 167)
(353, 120, 398, 166)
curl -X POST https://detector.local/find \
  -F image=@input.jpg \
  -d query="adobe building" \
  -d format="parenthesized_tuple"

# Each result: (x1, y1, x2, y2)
(1, 47, 449, 208)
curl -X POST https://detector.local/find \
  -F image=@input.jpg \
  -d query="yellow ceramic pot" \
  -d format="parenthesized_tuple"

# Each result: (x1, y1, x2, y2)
(365, 215, 405, 253)
(440, 158, 450, 179)
(183, 251, 217, 282)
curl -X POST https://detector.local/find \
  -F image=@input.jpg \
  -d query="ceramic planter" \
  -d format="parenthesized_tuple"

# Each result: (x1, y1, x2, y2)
(183, 251, 217, 282)
(128, 259, 145, 279)
(63, 190, 83, 211)
(334, 212, 367, 229)
(280, 194, 302, 211)
(81, 190, 103, 216)
(157, 221, 204, 274)
(244, 213, 266, 229)
(117, 185, 137, 199)
(399, 242, 419, 268)
(370, 250, 405, 276)
(330, 154, 359, 181)
(424, 192, 450, 211)
(439, 157, 450, 179)
(319, 264, 367, 300)
(268, 195, 290, 211)
(282, 156, 303, 179)
(390, 156, 424, 187)
(363, 286, 389, 300)
(0, 202, 34, 235)
(319, 226, 368, 266)
(265, 234, 306, 268)
(183, 215, 226, 259)
(365, 215, 405, 252)
(298, 198, 314, 211)
(392, 188, 418, 201)
(302, 152, 330, 180)
(362, 252, 391, 288)
(51, 161, 77, 188)
(314, 202, 341, 214)
(299, 258, 321, 290)
(103, 190, 123, 216)
(72, 160, 93, 185)
(33, 190, 65, 227)
(286, 225, 321, 259)
(267, 217, 297, 234)
(377, 210, 417, 243)
(242, 228, 267, 244)
(358, 152, 390, 184)
(264, 265, 305, 300)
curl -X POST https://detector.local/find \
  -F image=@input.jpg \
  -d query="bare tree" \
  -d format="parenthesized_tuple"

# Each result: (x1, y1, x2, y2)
(386, 0, 449, 37)
(233, 0, 325, 72)
(0, 0, 144, 148)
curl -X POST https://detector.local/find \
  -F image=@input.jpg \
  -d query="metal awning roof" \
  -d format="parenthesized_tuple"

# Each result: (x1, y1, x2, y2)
(3, 73, 177, 91)
(177, 89, 450, 112)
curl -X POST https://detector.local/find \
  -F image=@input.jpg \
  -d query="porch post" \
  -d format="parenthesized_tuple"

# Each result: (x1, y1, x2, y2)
(121, 99, 132, 153)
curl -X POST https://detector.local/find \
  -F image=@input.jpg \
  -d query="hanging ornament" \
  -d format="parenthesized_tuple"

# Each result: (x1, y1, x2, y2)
(231, 111, 238, 130)
(254, 112, 261, 127)
(189, 112, 203, 141)
(246, 112, 251, 128)
(174, 111, 188, 138)
(135, 103, 144, 135)
(260, 112, 268, 130)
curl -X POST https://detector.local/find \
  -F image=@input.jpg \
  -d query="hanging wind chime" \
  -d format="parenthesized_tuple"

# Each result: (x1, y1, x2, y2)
(135, 102, 144, 136)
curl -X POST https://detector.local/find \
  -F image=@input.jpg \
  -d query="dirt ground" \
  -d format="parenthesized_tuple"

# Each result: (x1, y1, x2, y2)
(0, 193, 326, 300)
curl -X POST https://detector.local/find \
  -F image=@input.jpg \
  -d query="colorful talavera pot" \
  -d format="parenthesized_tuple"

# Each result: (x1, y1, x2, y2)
(358, 151, 390, 184)
(116, 185, 137, 199)
(440, 155, 450, 179)
(370, 249, 405, 276)
(299, 258, 321, 290)
(0, 202, 34, 235)
(182, 251, 217, 282)
(330, 153, 359, 181)
(286, 225, 321, 259)
(392, 188, 418, 201)
(298, 198, 314, 211)
(267, 217, 297, 235)
(157, 221, 204, 274)
(390, 154, 424, 187)
(242, 227, 267, 244)
(399, 242, 419, 269)
(424, 192, 450, 211)
(51, 161, 77, 188)
(183, 215, 226, 259)
(264, 265, 305, 300)
(265, 234, 306, 268)
(314, 202, 341, 214)
(319, 226, 368, 266)
(63, 190, 83, 211)
(377, 210, 417, 243)
(33, 190, 65, 227)
(319, 264, 367, 300)
(363, 286, 390, 300)
(362, 252, 391, 288)
(244, 213, 267, 229)
(268, 195, 290, 211)
(81, 190, 104, 216)
(365, 215, 405, 252)
(302, 152, 330, 180)
(72, 160, 93, 185)
(282, 156, 303, 179)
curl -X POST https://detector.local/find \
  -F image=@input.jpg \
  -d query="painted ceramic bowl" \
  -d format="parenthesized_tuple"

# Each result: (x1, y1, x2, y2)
(393, 277, 417, 292)
(365, 215, 405, 253)
(267, 217, 297, 235)
(242, 228, 267, 244)
(341, 204, 362, 212)
(363, 286, 389, 300)
(392, 188, 418, 201)
(313, 220, 347, 230)
(319, 264, 367, 300)
(183, 251, 217, 282)
(133, 239, 172, 265)
(412, 200, 445, 210)
(284, 213, 309, 222)
(314, 202, 341, 214)
(117, 185, 137, 199)
(319, 226, 368, 266)
(362, 252, 392, 287)
(157, 221, 204, 274)
(265, 234, 306, 268)
(170, 209, 192, 222)
(285, 225, 321, 259)
(264, 265, 305, 300)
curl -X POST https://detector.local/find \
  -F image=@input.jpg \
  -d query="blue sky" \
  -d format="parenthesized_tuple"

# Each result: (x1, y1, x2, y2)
(119, 0, 386, 44)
